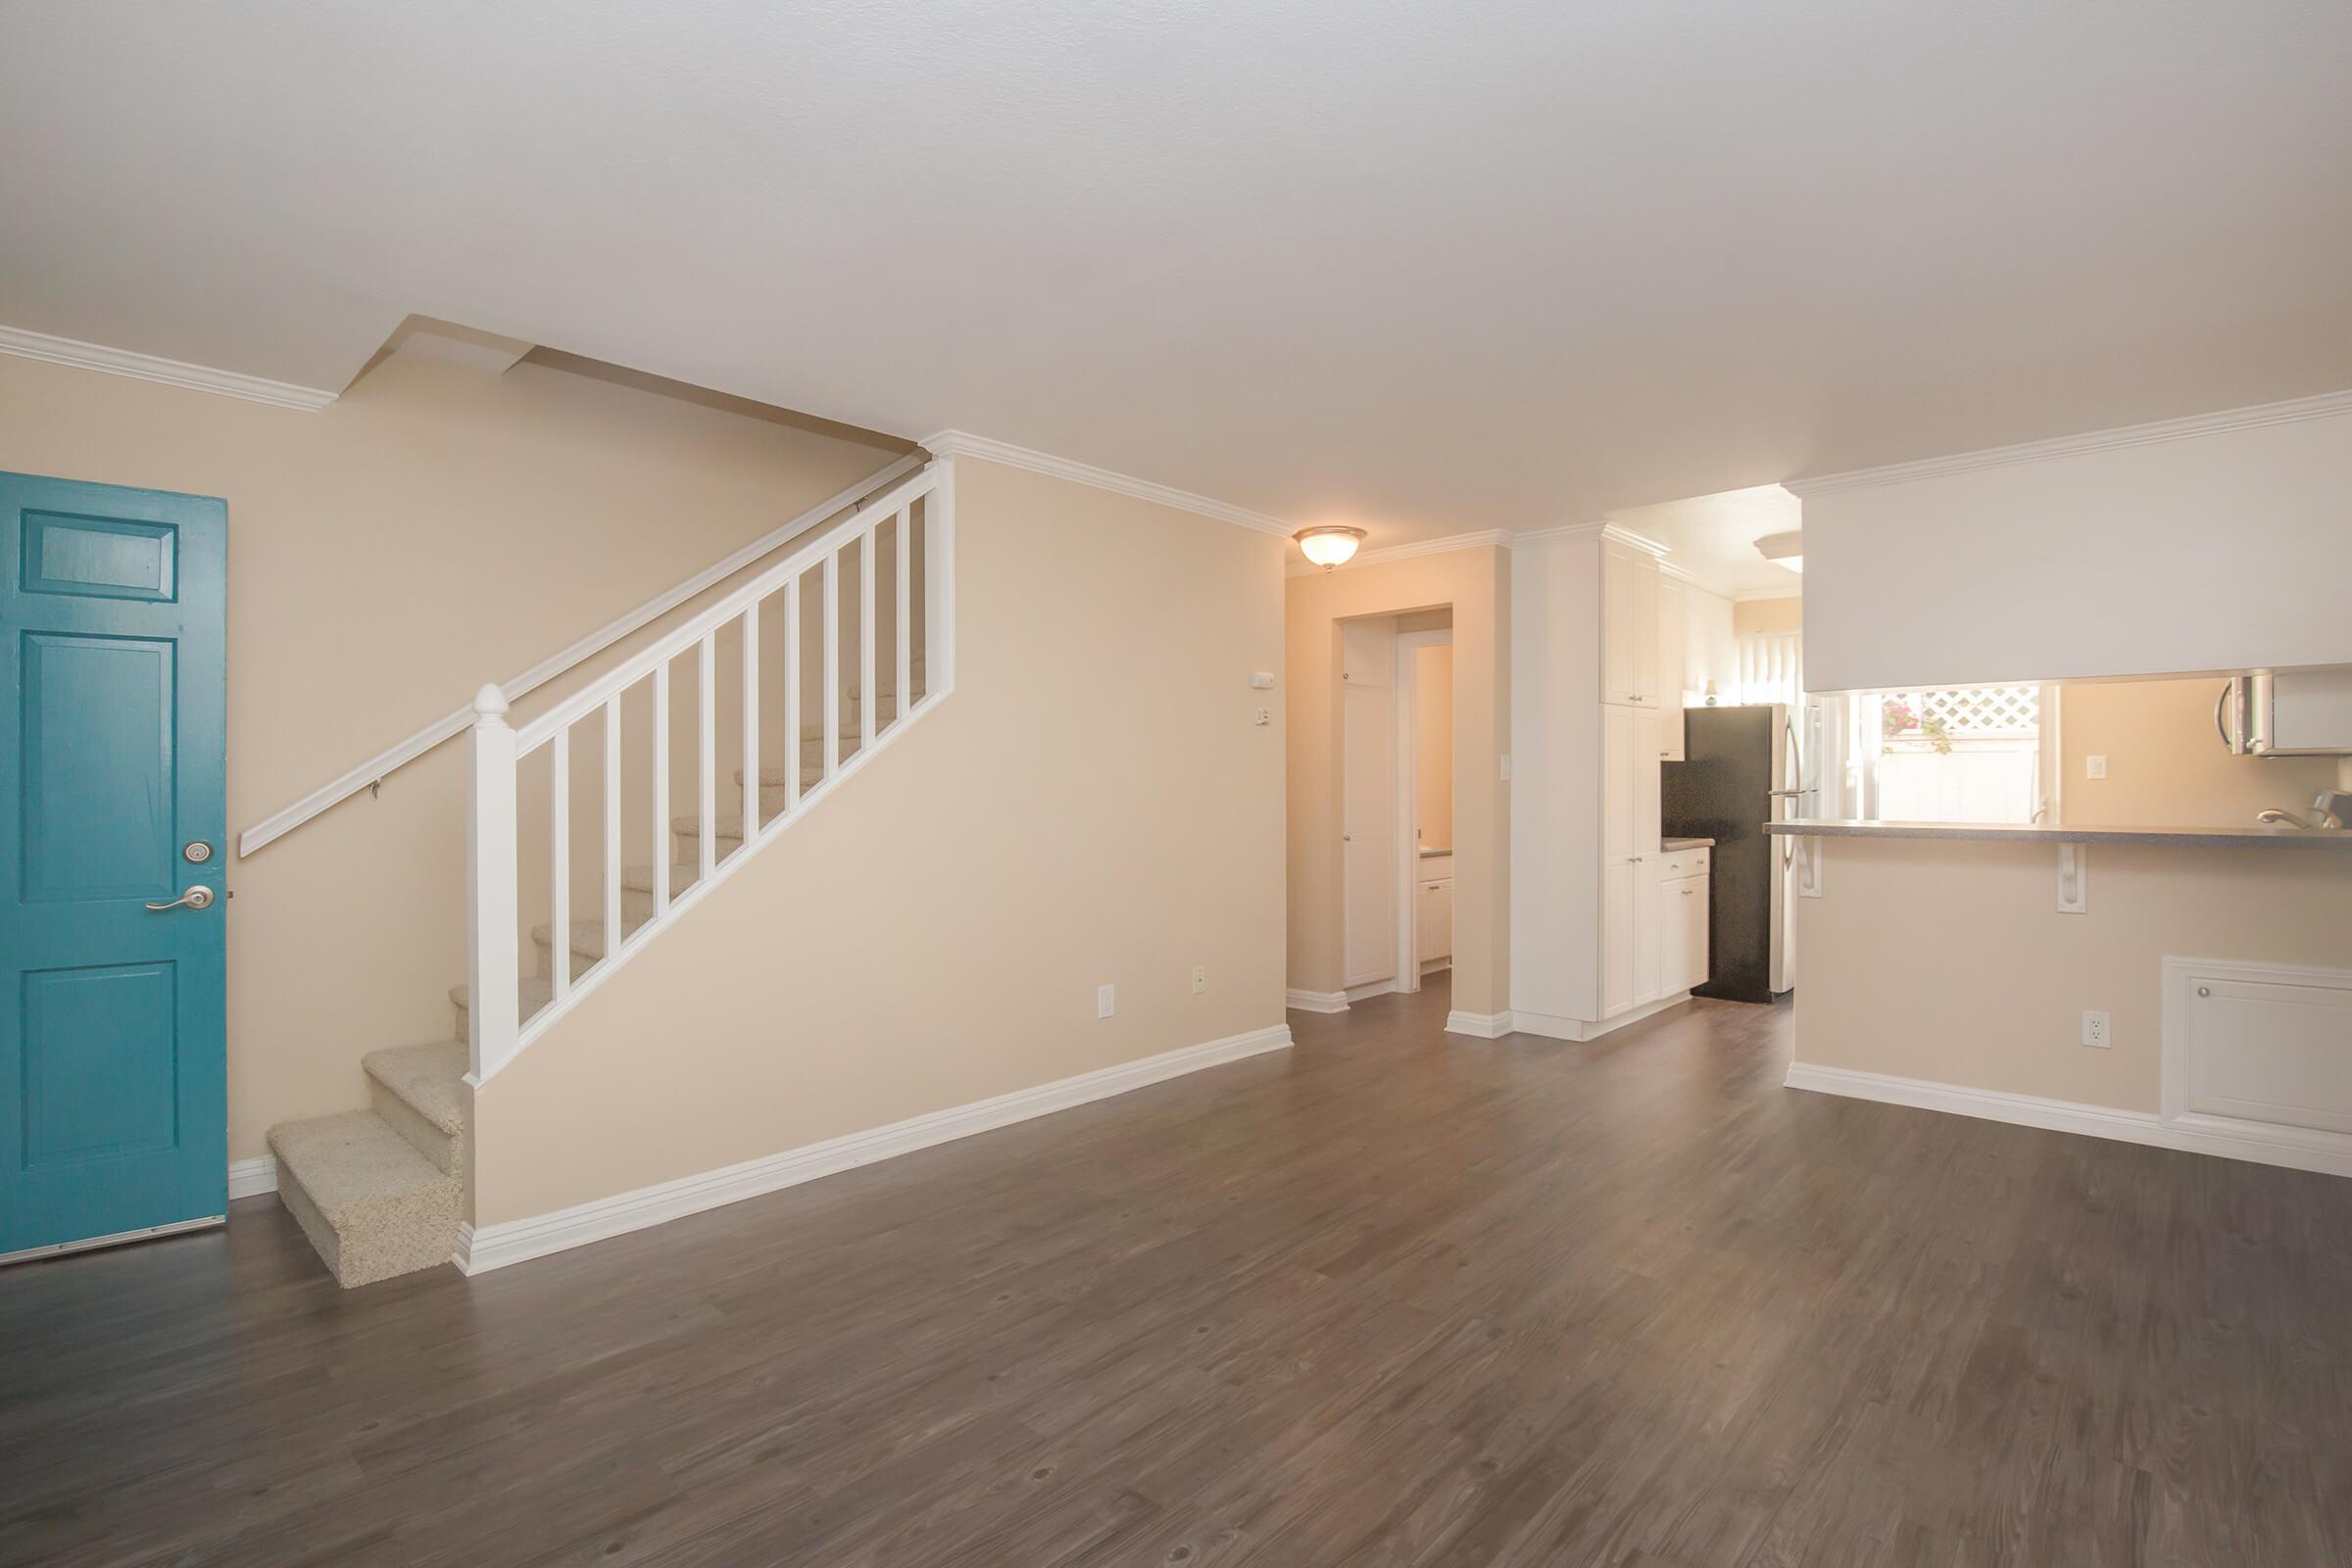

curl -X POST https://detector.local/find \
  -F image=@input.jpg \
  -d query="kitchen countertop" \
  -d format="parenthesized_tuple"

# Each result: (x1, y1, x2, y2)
(1661, 837, 1715, 851)
(1766, 818, 2352, 850)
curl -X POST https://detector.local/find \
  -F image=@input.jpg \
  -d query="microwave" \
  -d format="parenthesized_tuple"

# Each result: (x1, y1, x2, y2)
(2218, 669, 2352, 758)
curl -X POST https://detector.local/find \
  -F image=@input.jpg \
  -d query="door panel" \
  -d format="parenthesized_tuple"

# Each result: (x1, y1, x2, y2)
(1345, 835, 1396, 986)
(1342, 681, 1396, 987)
(1634, 709, 1662, 852)
(1601, 860, 1634, 1013)
(24, 632, 178, 900)
(1633, 864, 1660, 1004)
(1602, 706, 1633, 862)
(22, 962, 181, 1165)
(3, 472, 225, 1261)
(1602, 546, 1639, 706)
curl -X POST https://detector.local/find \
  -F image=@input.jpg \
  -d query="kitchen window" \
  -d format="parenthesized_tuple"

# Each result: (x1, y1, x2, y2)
(1843, 684, 2058, 824)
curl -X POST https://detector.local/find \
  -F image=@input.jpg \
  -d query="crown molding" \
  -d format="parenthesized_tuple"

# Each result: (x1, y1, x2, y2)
(1283, 527, 1510, 577)
(1785, 388, 2352, 498)
(1511, 520, 1670, 558)
(919, 429, 1294, 538)
(0, 322, 338, 412)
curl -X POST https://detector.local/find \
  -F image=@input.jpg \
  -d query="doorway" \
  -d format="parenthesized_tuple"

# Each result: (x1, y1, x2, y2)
(1340, 610, 1453, 1001)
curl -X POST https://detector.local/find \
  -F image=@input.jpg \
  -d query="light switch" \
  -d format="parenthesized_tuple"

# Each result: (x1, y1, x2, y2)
(2085, 755, 2108, 780)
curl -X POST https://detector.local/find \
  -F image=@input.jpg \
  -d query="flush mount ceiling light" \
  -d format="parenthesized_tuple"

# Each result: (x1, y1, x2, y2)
(1294, 525, 1367, 570)
(1755, 529, 1804, 574)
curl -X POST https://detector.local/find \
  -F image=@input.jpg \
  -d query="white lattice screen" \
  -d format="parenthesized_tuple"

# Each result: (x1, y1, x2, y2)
(1887, 685, 2039, 740)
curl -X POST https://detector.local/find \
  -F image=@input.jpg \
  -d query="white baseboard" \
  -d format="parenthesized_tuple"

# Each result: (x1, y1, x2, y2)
(456, 1022, 1295, 1275)
(1444, 1009, 1513, 1039)
(1420, 958, 1452, 977)
(1344, 979, 1396, 1004)
(1785, 1061, 2352, 1180)
(1285, 988, 1349, 1014)
(1505, 992, 1691, 1043)
(228, 1156, 278, 1200)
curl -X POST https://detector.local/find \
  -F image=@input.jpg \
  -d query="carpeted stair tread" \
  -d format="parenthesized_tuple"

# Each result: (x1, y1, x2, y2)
(362, 1042, 466, 1136)
(270, 1110, 455, 1221)
(740, 763, 833, 788)
(449, 974, 556, 1019)
(673, 811, 752, 840)
(269, 1110, 461, 1287)
(529, 909, 655, 963)
(620, 863, 704, 896)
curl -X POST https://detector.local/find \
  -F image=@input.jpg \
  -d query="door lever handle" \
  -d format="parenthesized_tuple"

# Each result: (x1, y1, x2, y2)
(146, 885, 216, 911)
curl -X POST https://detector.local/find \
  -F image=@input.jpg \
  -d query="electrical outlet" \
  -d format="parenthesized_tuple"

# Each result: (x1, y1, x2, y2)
(2082, 1009, 2111, 1048)
(1192, 965, 1206, 995)
(2085, 755, 2108, 780)
(1098, 984, 1115, 1018)
(1252, 707, 1270, 726)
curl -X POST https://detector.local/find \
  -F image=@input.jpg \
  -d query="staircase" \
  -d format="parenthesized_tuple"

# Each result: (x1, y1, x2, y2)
(265, 461, 950, 1286)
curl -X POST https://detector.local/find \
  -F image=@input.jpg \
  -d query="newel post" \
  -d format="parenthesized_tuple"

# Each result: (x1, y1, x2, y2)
(926, 456, 956, 699)
(466, 683, 520, 1083)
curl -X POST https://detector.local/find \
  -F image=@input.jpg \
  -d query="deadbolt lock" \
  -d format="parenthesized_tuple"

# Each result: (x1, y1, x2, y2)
(184, 841, 213, 864)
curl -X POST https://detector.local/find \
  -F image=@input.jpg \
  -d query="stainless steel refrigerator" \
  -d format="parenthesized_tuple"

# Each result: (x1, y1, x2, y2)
(1660, 704, 1814, 1003)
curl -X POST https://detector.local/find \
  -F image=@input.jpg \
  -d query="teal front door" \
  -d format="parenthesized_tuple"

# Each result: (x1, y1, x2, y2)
(1, 471, 226, 1262)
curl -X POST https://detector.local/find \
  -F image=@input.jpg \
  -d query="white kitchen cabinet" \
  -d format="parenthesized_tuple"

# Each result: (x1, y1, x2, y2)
(1658, 577, 1688, 760)
(1510, 525, 1679, 1039)
(1600, 704, 1666, 1014)
(1416, 876, 1453, 965)
(1660, 871, 1711, 993)
(1601, 542, 1660, 709)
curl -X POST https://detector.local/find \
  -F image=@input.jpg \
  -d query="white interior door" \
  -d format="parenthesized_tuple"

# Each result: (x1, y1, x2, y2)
(1343, 680, 1397, 987)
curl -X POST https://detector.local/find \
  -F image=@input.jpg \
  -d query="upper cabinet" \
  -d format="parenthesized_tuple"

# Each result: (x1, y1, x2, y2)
(1601, 542, 1661, 709)
(1658, 577, 1688, 760)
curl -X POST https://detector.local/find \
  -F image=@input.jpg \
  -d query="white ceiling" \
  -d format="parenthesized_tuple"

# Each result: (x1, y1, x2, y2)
(1608, 486, 1804, 601)
(4, 3, 2349, 549)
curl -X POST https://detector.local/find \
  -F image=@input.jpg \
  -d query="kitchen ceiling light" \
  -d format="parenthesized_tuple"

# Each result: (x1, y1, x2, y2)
(1755, 529, 1803, 574)
(1295, 525, 1367, 569)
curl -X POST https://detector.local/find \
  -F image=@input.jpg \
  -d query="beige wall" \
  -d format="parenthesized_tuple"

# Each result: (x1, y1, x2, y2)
(1287, 549, 1509, 1012)
(1793, 836, 2352, 1111)
(1733, 595, 1802, 636)
(0, 348, 907, 1162)
(472, 459, 1288, 1222)
(1416, 644, 1454, 852)
(2059, 676, 2339, 828)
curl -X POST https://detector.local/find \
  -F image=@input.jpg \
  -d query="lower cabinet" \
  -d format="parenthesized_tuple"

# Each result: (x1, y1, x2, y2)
(1660, 872, 1710, 993)
(1417, 877, 1453, 965)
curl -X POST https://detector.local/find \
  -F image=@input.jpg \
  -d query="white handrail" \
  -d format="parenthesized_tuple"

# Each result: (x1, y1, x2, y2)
(512, 464, 937, 753)
(237, 449, 928, 858)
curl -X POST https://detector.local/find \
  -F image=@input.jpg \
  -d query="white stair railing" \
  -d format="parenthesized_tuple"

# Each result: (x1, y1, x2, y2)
(465, 459, 954, 1084)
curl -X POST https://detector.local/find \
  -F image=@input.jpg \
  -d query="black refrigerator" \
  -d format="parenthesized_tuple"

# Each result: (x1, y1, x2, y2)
(1661, 705, 1802, 1004)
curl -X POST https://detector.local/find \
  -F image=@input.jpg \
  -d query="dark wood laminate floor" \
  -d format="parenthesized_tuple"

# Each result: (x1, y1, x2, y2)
(7, 983, 2351, 1567)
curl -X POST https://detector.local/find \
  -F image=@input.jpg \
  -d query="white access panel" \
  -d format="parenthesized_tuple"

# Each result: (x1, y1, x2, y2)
(2163, 958, 2352, 1144)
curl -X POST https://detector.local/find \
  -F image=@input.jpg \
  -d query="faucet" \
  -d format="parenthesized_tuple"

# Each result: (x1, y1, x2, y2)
(2260, 790, 2351, 831)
